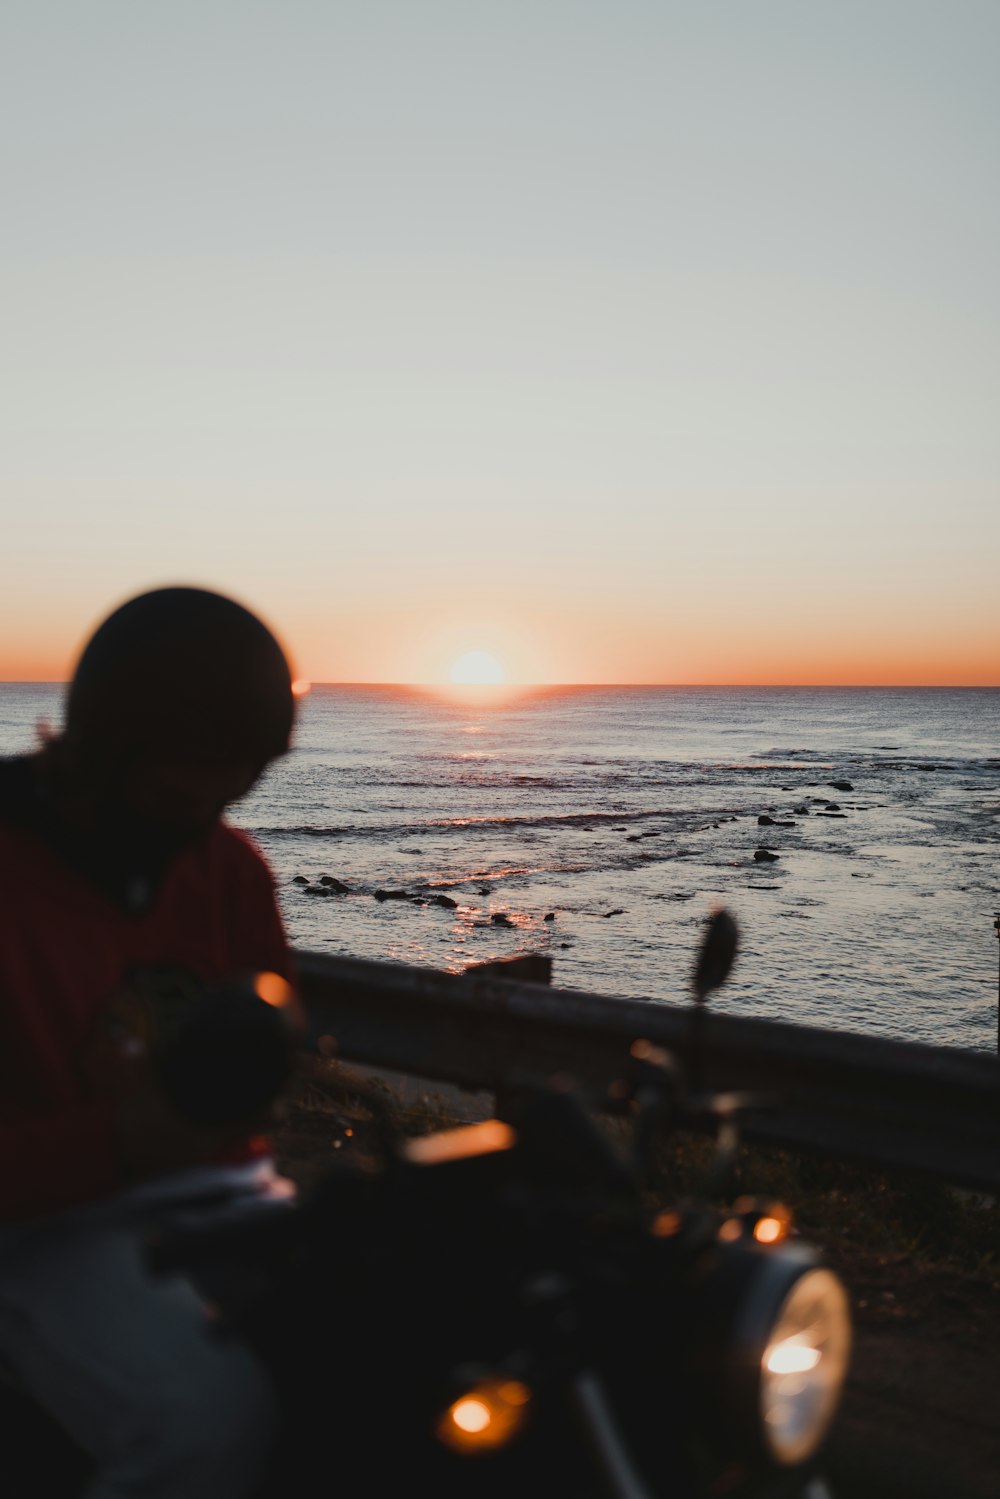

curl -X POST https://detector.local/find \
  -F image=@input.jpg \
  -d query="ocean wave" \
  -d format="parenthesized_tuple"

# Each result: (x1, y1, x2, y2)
(376, 775, 579, 791)
(296, 762, 767, 793)
(754, 749, 838, 762)
(753, 748, 998, 774)
(250, 807, 695, 840)
(419, 860, 594, 886)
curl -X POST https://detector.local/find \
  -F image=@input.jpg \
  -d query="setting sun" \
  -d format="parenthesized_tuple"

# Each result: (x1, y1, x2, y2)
(449, 651, 506, 685)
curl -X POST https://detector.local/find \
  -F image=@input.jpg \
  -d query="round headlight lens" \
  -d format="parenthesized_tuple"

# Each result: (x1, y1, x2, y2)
(760, 1267, 851, 1465)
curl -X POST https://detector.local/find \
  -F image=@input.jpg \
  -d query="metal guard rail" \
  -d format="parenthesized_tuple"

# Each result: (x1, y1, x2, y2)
(293, 949, 1000, 1192)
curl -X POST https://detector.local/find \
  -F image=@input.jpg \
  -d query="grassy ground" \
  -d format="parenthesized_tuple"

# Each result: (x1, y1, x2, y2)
(275, 1063, 1000, 1499)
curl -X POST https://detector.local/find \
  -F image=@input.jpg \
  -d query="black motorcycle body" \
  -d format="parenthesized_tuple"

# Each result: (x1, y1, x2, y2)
(148, 1080, 845, 1499)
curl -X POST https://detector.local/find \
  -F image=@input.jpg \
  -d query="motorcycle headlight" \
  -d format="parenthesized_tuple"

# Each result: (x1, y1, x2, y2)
(759, 1266, 851, 1465)
(689, 1242, 851, 1469)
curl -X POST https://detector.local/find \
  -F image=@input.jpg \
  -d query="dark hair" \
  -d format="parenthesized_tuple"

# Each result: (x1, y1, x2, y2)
(65, 587, 295, 768)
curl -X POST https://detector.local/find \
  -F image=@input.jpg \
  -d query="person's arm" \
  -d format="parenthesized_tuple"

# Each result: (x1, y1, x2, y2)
(0, 985, 252, 1223)
(0, 957, 124, 1220)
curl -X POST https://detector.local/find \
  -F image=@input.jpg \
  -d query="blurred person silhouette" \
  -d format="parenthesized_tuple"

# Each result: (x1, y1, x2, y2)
(0, 587, 297, 1498)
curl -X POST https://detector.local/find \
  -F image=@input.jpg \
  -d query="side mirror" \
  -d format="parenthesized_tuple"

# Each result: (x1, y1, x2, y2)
(689, 908, 741, 1168)
(692, 908, 739, 1004)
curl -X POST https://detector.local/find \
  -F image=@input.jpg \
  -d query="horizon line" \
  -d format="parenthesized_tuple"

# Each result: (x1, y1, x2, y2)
(4, 679, 999, 691)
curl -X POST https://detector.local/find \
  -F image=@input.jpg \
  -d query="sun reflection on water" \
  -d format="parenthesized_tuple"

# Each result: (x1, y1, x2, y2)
(416, 682, 543, 712)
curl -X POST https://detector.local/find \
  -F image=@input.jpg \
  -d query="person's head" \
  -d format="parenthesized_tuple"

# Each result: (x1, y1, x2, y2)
(54, 587, 295, 838)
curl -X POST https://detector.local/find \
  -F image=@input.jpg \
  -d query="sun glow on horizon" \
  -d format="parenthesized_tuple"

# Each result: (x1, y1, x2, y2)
(449, 651, 506, 686)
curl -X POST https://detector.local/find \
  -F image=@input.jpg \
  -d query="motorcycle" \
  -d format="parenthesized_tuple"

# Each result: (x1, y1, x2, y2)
(3, 911, 851, 1496)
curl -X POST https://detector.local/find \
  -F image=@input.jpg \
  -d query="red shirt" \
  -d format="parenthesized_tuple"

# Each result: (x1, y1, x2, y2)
(0, 808, 290, 1223)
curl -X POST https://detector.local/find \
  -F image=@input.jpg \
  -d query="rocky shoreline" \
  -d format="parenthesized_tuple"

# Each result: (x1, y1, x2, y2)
(285, 776, 870, 938)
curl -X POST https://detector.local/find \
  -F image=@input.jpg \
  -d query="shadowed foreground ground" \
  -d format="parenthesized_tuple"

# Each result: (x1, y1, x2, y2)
(276, 1068, 1000, 1499)
(825, 1253, 1000, 1499)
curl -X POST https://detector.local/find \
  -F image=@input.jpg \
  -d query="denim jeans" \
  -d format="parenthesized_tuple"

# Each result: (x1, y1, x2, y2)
(0, 1164, 283, 1498)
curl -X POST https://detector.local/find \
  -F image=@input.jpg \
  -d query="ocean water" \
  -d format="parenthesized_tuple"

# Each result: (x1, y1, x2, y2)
(2, 683, 998, 1052)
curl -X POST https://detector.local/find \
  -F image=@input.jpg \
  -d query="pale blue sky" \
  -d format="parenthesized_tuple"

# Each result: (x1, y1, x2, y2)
(2, 2, 997, 682)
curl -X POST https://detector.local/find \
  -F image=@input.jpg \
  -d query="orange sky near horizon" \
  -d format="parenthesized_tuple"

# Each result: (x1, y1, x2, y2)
(2, 588, 996, 688)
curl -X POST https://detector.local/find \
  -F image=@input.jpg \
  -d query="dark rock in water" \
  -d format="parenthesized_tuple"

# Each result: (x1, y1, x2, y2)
(319, 876, 350, 893)
(374, 889, 412, 902)
(640, 830, 661, 838)
(761, 816, 796, 826)
(829, 781, 854, 792)
(560, 942, 572, 949)
(491, 912, 514, 926)
(603, 908, 626, 917)
(479, 886, 492, 895)
(543, 912, 556, 922)
(292, 875, 309, 885)
(824, 802, 841, 812)
(626, 835, 641, 842)
(303, 885, 325, 896)
(431, 893, 458, 909)
(711, 822, 719, 828)
(613, 827, 627, 832)
(816, 812, 847, 818)
(793, 805, 810, 815)
(753, 849, 779, 862)
(411, 898, 427, 905)
(758, 814, 777, 826)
